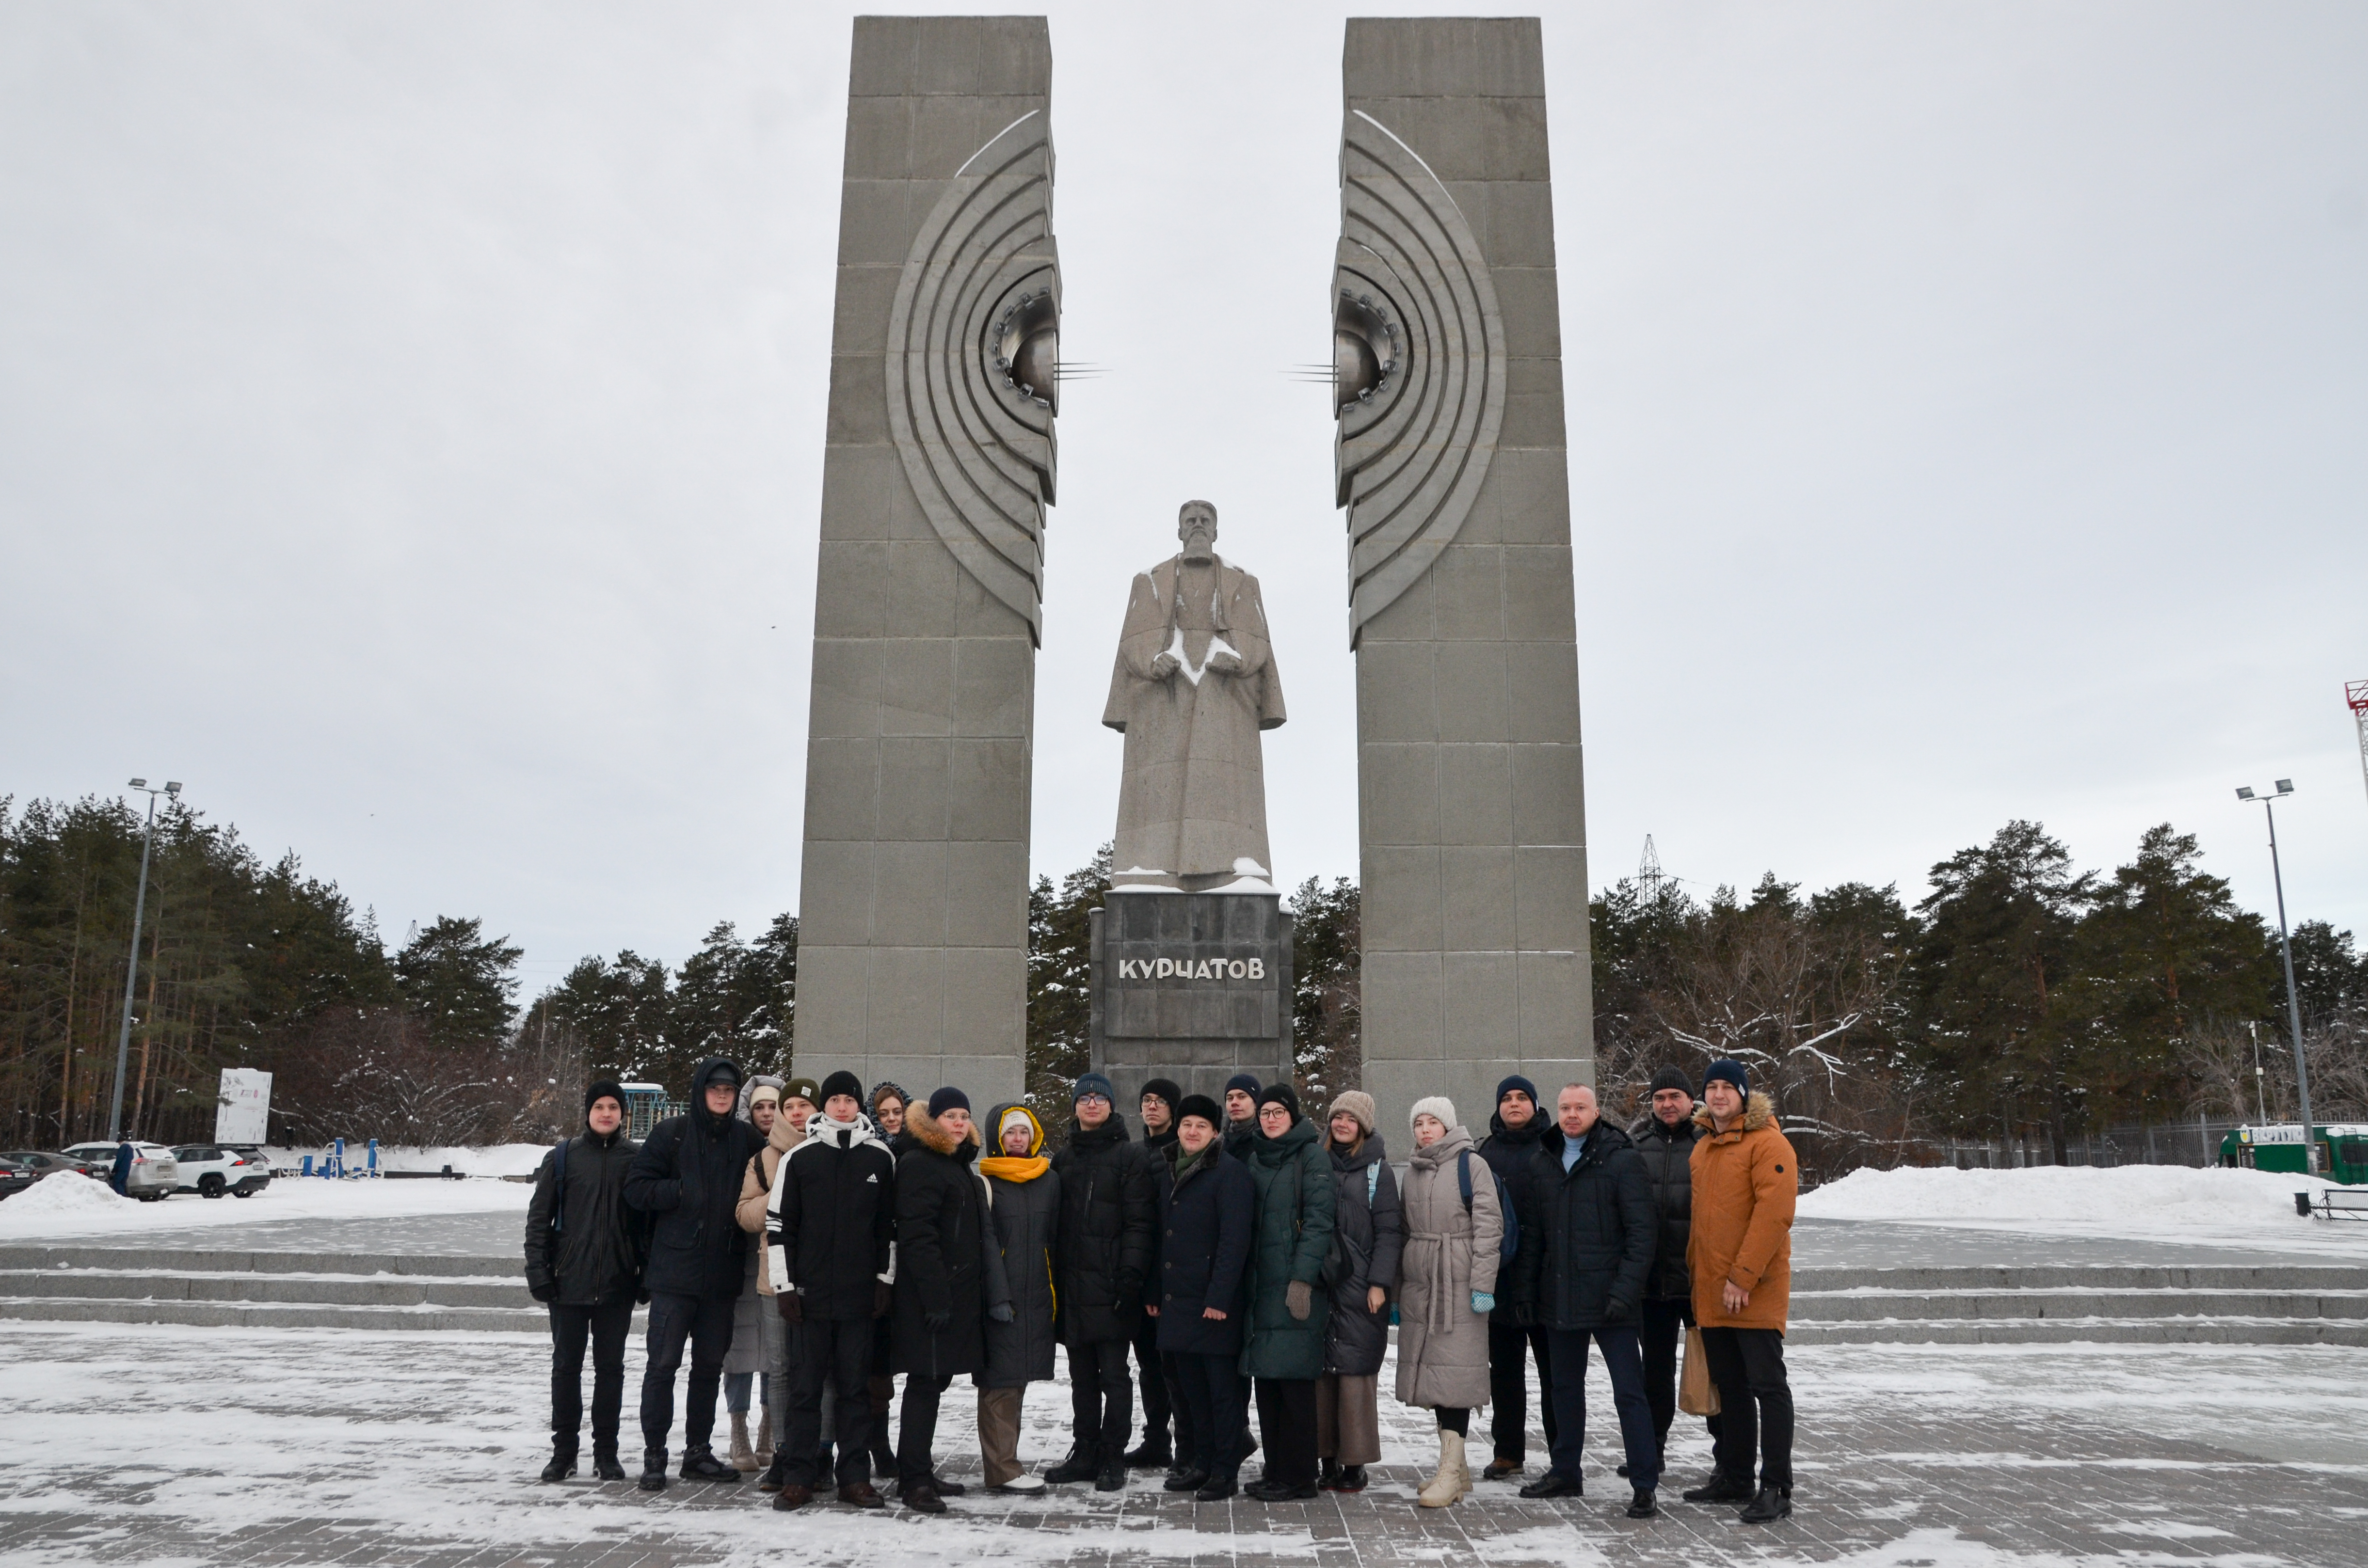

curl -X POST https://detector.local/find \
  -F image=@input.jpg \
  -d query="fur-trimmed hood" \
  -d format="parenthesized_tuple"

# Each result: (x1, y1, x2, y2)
(1694, 1091, 1777, 1135)
(906, 1100, 983, 1158)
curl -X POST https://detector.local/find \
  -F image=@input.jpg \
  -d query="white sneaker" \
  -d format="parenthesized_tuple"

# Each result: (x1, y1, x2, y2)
(994, 1473, 1048, 1494)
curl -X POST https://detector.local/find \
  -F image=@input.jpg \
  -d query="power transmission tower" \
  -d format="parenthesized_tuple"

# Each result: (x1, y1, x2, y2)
(1638, 835, 1666, 906)
(2349, 680, 2368, 809)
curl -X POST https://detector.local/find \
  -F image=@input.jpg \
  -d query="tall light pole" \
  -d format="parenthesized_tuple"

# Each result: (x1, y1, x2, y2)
(2235, 780, 2314, 1172)
(106, 778, 179, 1142)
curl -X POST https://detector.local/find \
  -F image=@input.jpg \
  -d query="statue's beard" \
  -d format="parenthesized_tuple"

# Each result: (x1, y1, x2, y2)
(1180, 532, 1216, 562)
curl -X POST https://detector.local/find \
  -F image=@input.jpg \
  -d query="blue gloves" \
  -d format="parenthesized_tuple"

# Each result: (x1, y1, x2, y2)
(1471, 1291, 1496, 1315)
(988, 1302, 1015, 1324)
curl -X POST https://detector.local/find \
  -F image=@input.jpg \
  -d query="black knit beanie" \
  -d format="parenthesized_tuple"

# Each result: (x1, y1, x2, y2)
(584, 1079, 626, 1116)
(928, 1085, 971, 1118)
(1649, 1063, 1694, 1096)
(1255, 1082, 1301, 1125)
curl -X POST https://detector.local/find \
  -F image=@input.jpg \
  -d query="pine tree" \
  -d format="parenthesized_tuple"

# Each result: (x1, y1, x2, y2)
(393, 916, 523, 1048)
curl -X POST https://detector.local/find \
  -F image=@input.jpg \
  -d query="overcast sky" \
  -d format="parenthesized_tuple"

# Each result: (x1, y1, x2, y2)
(4, 0, 2363, 996)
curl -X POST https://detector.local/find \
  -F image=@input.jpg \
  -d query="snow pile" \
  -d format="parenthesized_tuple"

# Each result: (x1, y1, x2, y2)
(1801, 1162, 2337, 1237)
(1, 1172, 137, 1219)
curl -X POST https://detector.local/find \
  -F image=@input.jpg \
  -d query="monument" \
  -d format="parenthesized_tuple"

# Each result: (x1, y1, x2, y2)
(1331, 17, 1594, 1133)
(789, 16, 1057, 1102)
(1088, 503, 1294, 1106)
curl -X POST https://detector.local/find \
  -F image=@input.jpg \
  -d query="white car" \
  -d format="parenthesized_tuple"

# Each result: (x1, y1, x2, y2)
(170, 1145, 272, 1198)
(60, 1141, 180, 1200)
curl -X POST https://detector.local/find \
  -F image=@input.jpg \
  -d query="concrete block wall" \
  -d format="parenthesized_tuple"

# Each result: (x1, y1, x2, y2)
(793, 16, 1052, 1103)
(1345, 17, 1593, 1138)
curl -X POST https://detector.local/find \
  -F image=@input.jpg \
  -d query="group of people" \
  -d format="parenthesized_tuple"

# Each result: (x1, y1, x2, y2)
(521, 1055, 1798, 1525)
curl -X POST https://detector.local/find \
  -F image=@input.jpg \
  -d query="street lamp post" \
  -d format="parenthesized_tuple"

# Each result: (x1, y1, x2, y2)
(106, 778, 180, 1143)
(2235, 780, 2314, 1173)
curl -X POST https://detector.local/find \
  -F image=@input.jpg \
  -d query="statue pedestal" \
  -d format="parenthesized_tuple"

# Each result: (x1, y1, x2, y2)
(1088, 891, 1294, 1108)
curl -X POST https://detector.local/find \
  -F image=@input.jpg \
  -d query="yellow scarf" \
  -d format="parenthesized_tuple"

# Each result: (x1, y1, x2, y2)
(979, 1154, 1050, 1182)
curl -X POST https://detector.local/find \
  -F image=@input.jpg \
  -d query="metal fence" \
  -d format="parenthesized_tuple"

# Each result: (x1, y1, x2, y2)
(1912, 1120, 2237, 1171)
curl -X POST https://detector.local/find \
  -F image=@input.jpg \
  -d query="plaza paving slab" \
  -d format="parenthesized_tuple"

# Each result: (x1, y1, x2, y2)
(4, 1315, 2364, 1568)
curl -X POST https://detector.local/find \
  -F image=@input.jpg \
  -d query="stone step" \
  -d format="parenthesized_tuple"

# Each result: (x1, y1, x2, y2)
(0, 1268, 530, 1309)
(0, 1245, 504, 1278)
(0, 1296, 556, 1333)
(1791, 1265, 2368, 1292)
(1788, 1316, 2368, 1347)
(1792, 1288, 2368, 1322)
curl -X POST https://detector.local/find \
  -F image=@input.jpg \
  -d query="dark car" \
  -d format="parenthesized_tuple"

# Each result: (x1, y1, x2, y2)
(1, 1150, 108, 1182)
(0, 1156, 38, 1199)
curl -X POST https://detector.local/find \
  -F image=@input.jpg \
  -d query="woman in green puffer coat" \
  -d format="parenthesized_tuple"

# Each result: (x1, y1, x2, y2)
(1239, 1084, 1335, 1502)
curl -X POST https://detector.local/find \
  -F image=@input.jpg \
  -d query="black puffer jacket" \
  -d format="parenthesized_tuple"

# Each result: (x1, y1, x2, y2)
(625, 1058, 763, 1299)
(1505, 1122, 1656, 1331)
(1476, 1109, 1552, 1325)
(1321, 1134, 1403, 1378)
(768, 1112, 896, 1321)
(1050, 1118, 1155, 1345)
(523, 1122, 645, 1305)
(891, 1103, 1011, 1380)
(1629, 1112, 1703, 1301)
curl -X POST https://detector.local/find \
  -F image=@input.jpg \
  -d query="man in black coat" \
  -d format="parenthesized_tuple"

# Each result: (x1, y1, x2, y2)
(1631, 1063, 1709, 1471)
(1125, 1077, 1185, 1470)
(766, 1069, 896, 1511)
(1506, 1083, 1663, 1519)
(625, 1057, 763, 1490)
(1045, 1072, 1156, 1490)
(1149, 1094, 1256, 1501)
(1475, 1074, 1556, 1481)
(524, 1080, 645, 1482)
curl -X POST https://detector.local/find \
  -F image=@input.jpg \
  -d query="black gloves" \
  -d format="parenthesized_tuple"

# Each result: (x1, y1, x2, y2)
(528, 1279, 559, 1303)
(1603, 1296, 1633, 1324)
(775, 1291, 804, 1324)
(874, 1281, 893, 1319)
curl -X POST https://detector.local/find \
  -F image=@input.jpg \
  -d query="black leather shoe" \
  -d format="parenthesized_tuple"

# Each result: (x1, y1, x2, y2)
(1095, 1459, 1127, 1492)
(1626, 1488, 1658, 1519)
(592, 1453, 626, 1482)
(1194, 1473, 1238, 1502)
(540, 1452, 577, 1482)
(1332, 1465, 1367, 1493)
(637, 1448, 668, 1492)
(928, 1473, 967, 1497)
(1165, 1466, 1211, 1493)
(1518, 1471, 1583, 1499)
(1122, 1440, 1172, 1469)
(1681, 1474, 1754, 1505)
(679, 1448, 739, 1482)
(1740, 1487, 1792, 1524)
(1246, 1477, 1318, 1502)
(903, 1480, 946, 1515)
(1044, 1450, 1099, 1485)
(1616, 1462, 1630, 1477)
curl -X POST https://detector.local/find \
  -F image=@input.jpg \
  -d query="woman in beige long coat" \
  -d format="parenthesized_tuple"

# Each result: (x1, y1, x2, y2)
(1394, 1095, 1502, 1509)
(735, 1078, 803, 1486)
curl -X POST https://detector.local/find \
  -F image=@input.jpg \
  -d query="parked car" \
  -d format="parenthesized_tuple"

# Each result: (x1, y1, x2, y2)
(0, 1150, 109, 1182)
(59, 1141, 180, 1200)
(0, 1156, 37, 1199)
(170, 1145, 272, 1198)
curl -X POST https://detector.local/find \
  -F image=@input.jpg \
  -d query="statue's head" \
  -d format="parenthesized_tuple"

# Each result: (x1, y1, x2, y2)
(1177, 500, 1218, 562)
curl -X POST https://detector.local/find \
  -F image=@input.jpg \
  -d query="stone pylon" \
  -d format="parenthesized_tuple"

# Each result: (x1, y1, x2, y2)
(791, 16, 1058, 1102)
(1333, 17, 1593, 1134)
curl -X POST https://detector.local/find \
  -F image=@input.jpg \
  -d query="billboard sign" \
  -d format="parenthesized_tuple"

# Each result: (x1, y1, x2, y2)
(216, 1068, 273, 1145)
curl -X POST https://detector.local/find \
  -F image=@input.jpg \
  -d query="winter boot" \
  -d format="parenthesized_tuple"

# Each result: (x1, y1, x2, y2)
(1681, 1473, 1754, 1505)
(1122, 1434, 1172, 1469)
(1194, 1471, 1238, 1502)
(679, 1447, 740, 1483)
(592, 1451, 627, 1482)
(1165, 1466, 1211, 1493)
(1417, 1430, 1466, 1508)
(1334, 1465, 1368, 1493)
(1044, 1447, 1100, 1485)
(1740, 1487, 1792, 1524)
(755, 1410, 773, 1462)
(1096, 1456, 1127, 1492)
(540, 1446, 578, 1483)
(638, 1448, 669, 1492)
(729, 1414, 758, 1472)
(1482, 1455, 1522, 1481)
(1627, 1488, 1659, 1519)
(757, 1450, 788, 1494)
(1318, 1459, 1342, 1490)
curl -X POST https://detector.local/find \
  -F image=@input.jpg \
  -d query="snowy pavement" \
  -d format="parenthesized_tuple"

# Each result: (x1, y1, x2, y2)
(3, 1321, 2363, 1568)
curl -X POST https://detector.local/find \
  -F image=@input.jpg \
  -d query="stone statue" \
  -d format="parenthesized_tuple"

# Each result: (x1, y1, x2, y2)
(1103, 501, 1287, 892)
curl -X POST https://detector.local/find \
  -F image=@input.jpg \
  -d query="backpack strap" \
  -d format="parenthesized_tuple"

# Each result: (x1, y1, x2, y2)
(1366, 1163, 1380, 1205)
(1458, 1149, 1473, 1211)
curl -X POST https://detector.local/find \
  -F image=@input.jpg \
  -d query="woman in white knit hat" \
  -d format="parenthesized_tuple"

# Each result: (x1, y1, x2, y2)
(1394, 1095, 1503, 1508)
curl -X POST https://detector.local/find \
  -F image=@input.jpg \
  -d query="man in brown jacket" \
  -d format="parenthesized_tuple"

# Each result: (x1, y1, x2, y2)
(1682, 1059, 1796, 1523)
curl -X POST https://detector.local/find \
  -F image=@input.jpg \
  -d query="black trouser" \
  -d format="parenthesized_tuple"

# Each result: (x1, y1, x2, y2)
(640, 1292, 737, 1455)
(1639, 1297, 1716, 1459)
(786, 1316, 875, 1489)
(1488, 1319, 1557, 1461)
(1159, 1352, 1198, 1463)
(1068, 1338, 1133, 1457)
(1129, 1312, 1173, 1451)
(1699, 1326, 1792, 1491)
(1253, 1377, 1318, 1488)
(1545, 1327, 1659, 1492)
(548, 1299, 634, 1458)
(896, 1370, 955, 1489)
(1435, 1405, 1470, 1436)
(1170, 1352, 1245, 1477)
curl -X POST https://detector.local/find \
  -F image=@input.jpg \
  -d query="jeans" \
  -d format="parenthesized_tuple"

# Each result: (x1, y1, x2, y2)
(1068, 1339, 1133, 1457)
(1699, 1326, 1793, 1491)
(785, 1316, 875, 1488)
(1544, 1326, 1659, 1491)
(1130, 1312, 1173, 1450)
(1488, 1320, 1557, 1461)
(1253, 1378, 1318, 1489)
(1170, 1352, 1246, 1477)
(640, 1292, 736, 1455)
(896, 1370, 955, 1489)
(547, 1299, 633, 1458)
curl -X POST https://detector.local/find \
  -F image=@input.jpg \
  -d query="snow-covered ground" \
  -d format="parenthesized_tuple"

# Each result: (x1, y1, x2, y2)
(1800, 1164, 2362, 1254)
(0, 1160, 527, 1239)
(263, 1140, 554, 1177)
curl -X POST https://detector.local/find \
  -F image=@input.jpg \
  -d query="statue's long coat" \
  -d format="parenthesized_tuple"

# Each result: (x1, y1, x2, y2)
(1102, 554, 1286, 883)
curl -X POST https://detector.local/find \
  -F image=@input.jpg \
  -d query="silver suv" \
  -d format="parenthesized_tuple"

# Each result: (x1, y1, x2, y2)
(60, 1142, 180, 1200)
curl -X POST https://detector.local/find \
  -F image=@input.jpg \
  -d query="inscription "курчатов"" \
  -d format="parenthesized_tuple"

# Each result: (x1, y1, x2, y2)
(1115, 956, 1268, 982)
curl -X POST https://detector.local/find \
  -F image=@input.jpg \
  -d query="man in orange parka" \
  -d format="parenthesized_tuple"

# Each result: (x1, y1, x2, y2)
(1681, 1059, 1797, 1524)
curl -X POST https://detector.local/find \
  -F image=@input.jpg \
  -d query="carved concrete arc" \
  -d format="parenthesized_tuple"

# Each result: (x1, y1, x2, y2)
(1333, 109, 1506, 648)
(885, 110, 1060, 643)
